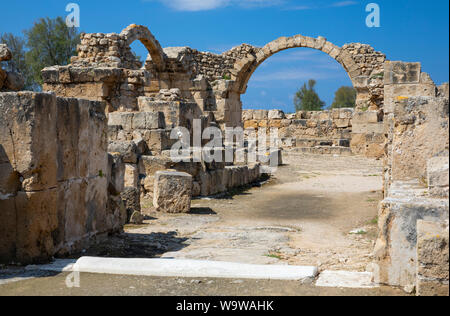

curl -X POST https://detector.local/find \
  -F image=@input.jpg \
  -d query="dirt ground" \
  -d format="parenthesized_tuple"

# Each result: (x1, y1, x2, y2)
(1, 152, 395, 296)
(69, 152, 383, 272)
(0, 272, 408, 296)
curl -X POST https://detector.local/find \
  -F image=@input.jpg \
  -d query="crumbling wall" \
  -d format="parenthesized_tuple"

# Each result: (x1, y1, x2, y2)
(242, 108, 385, 158)
(42, 25, 388, 132)
(0, 92, 124, 264)
(374, 61, 449, 294)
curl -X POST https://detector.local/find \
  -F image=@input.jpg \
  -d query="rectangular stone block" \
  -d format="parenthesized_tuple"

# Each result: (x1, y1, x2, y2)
(427, 157, 449, 190)
(384, 61, 421, 85)
(142, 129, 170, 154)
(15, 189, 58, 264)
(352, 122, 385, 134)
(0, 92, 58, 192)
(374, 195, 449, 288)
(153, 171, 192, 213)
(416, 220, 449, 296)
(124, 163, 139, 188)
(352, 111, 378, 124)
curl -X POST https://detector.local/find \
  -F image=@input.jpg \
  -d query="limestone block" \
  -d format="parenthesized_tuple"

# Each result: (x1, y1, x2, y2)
(365, 143, 385, 159)
(153, 171, 192, 213)
(352, 122, 384, 134)
(253, 110, 269, 120)
(124, 163, 139, 188)
(427, 157, 449, 196)
(352, 111, 378, 124)
(142, 129, 170, 154)
(416, 220, 449, 296)
(374, 195, 449, 288)
(108, 112, 134, 131)
(268, 110, 285, 120)
(244, 120, 258, 129)
(15, 189, 58, 264)
(384, 61, 421, 85)
(108, 141, 138, 164)
(242, 110, 254, 121)
(132, 112, 165, 130)
(335, 119, 350, 128)
(0, 92, 58, 192)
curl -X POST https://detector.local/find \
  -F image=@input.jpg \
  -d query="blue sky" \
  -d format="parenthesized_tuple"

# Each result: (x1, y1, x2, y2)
(1, 0, 448, 112)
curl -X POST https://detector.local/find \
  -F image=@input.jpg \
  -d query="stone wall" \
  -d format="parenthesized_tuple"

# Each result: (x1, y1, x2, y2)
(242, 108, 385, 158)
(42, 25, 388, 131)
(0, 92, 124, 264)
(374, 61, 449, 294)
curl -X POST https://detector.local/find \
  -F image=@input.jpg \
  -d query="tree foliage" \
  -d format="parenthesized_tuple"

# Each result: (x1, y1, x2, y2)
(293, 79, 325, 111)
(1, 17, 80, 90)
(331, 86, 357, 108)
(24, 17, 80, 86)
(0, 33, 35, 90)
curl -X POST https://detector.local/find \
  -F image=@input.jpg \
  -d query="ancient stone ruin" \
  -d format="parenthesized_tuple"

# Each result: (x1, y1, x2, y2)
(1, 24, 448, 296)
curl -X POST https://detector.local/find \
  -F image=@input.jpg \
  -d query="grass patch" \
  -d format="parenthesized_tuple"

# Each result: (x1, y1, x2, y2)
(265, 253, 283, 260)
(366, 198, 378, 203)
(366, 216, 379, 225)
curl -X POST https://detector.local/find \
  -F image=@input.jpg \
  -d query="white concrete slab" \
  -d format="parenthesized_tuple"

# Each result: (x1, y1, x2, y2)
(316, 270, 379, 288)
(65, 257, 318, 281)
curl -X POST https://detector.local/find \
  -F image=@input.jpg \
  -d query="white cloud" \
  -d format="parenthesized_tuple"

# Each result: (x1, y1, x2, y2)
(151, 0, 284, 11)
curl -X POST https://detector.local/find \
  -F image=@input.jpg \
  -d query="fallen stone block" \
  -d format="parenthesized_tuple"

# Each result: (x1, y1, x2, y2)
(153, 171, 192, 213)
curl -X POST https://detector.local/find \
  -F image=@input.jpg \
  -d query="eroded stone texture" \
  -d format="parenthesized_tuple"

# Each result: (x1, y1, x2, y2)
(153, 171, 192, 213)
(416, 220, 449, 296)
(0, 92, 115, 264)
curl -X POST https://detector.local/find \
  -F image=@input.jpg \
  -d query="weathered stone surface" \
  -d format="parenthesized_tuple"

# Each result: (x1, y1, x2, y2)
(121, 187, 141, 221)
(416, 220, 449, 296)
(0, 92, 58, 192)
(268, 109, 285, 120)
(153, 171, 192, 213)
(109, 140, 138, 164)
(124, 163, 139, 188)
(374, 183, 449, 288)
(427, 157, 449, 197)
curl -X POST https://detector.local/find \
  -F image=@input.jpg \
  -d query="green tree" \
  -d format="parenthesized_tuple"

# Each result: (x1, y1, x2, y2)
(331, 86, 357, 108)
(294, 79, 325, 111)
(0, 33, 35, 90)
(24, 17, 80, 86)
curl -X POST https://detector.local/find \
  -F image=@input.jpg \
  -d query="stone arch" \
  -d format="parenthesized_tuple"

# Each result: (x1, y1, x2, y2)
(231, 35, 368, 95)
(120, 24, 166, 71)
